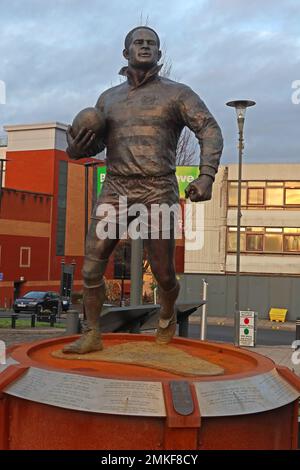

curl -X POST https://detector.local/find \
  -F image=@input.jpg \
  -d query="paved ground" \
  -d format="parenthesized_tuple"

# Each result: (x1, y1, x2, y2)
(249, 345, 300, 377)
(1, 328, 65, 348)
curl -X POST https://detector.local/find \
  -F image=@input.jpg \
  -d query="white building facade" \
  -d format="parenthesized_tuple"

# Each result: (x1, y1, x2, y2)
(181, 163, 300, 320)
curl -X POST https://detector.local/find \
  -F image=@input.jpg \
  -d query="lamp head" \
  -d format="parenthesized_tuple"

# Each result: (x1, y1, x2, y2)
(226, 100, 256, 132)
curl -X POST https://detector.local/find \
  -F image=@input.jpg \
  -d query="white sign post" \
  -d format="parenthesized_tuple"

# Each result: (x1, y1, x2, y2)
(239, 311, 257, 347)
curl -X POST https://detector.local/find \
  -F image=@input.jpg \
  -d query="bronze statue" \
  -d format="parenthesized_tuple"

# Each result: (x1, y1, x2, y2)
(63, 26, 223, 354)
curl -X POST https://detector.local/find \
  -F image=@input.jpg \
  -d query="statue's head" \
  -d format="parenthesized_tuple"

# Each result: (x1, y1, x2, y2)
(123, 26, 161, 70)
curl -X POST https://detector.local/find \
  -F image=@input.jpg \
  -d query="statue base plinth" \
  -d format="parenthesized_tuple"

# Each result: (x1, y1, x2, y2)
(1, 333, 299, 450)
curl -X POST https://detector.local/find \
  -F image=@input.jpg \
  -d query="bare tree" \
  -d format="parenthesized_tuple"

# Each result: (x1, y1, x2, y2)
(160, 52, 198, 166)
(176, 128, 198, 166)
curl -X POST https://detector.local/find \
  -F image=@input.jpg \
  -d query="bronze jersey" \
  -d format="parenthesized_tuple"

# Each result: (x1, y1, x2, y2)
(95, 65, 223, 179)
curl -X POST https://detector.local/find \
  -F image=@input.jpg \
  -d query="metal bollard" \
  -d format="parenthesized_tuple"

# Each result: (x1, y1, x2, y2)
(31, 314, 36, 328)
(153, 287, 158, 304)
(50, 313, 56, 327)
(66, 310, 80, 335)
(296, 317, 300, 349)
(200, 279, 208, 340)
(11, 313, 18, 329)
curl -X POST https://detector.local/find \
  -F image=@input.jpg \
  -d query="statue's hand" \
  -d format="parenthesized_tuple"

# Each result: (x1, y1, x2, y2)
(185, 175, 213, 202)
(66, 126, 101, 160)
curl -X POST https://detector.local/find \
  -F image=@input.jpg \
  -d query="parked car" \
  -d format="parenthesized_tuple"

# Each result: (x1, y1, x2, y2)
(13, 291, 69, 318)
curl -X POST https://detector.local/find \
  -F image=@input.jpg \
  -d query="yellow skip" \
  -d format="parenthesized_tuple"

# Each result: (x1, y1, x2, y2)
(269, 308, 288, 323)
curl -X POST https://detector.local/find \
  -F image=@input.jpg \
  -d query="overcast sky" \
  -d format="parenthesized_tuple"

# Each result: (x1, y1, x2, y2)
(0, 0, 299, 164)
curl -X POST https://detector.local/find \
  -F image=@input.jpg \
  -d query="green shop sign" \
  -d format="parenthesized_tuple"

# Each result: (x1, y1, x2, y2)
(97, 165, 199, 198)
(176, 166, 199, 198)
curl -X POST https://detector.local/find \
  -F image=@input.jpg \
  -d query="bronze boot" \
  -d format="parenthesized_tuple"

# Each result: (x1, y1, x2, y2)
(63, 326, 103, 354)
(156, 282, 180, 345)
(63, 283, 105, 354)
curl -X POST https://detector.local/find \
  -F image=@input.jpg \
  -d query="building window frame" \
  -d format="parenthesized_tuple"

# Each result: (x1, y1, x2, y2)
(20, 247, 31, 267)
(247, 187, 265, 206)
(228, 180, 300, 209)
(227, 227, 300, 255)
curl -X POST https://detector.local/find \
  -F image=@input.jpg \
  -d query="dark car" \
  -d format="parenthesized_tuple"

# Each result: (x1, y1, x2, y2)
(13, 291, 69, 318)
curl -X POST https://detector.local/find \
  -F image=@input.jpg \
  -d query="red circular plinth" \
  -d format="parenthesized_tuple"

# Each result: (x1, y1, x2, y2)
(0, 334, 299, 450)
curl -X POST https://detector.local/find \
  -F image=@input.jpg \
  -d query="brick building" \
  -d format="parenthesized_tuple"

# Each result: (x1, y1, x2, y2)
(0, 123, 106, 306)
(0, 122, 184, 306)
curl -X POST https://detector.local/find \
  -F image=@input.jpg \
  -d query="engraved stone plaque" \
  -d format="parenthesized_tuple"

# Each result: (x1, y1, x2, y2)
(194, 369, 300, 417)
(4, 367, 166, 417)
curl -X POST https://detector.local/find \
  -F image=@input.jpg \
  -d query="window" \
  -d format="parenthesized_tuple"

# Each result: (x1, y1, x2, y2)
(50, 292, 60, 299)
(285, 188, 300, 205)
(246, 234, 263, 251)
(228, 180, 300, 208)
(284, 236, 300, 252)
(227, 228, 246, 252)
(247, 187, 264, 205)
(283, 228, 300, 252)
(264, 229, 283, 253)
(227, 227, 300, 254)
(20, 247, 31, 267)
(228, 182, 247, 206)
(265, 185, 284, 206)
(56, 160, 68, 256)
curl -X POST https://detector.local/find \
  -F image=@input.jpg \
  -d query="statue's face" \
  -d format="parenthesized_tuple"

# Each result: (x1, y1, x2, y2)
(124, 28, 161, 69)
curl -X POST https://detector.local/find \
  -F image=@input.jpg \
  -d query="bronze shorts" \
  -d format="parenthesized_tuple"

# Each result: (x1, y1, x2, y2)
(91, 173, 180, 238)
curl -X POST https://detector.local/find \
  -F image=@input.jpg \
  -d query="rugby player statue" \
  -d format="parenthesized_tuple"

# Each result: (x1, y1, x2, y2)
(63, 26, 223, 354)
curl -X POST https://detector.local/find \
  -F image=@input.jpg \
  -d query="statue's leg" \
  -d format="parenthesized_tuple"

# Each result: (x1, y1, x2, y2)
(63, 219, 119, 354)
(145, 237, 180, 344)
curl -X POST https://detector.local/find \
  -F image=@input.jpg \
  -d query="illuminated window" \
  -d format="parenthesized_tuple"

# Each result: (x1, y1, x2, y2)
(247, 188, 264, 205)
(228, 181, 300, 208)
(265, 187, 284, 205)
(246, 227, 264, 232)
(227, 226, 300, 254)
(285, 188, 300, 205)
(284, 228, 300, 233)
(228, 182, 247, 206)
(227, 229, 246, 252)
(20, 247, 31, 267)
(247, 181, 265, 188)
(246, 234, 263, 251)
(265, 233, 283, 252)
(284, 235, 300, 252)
(286, 182, 300, 187)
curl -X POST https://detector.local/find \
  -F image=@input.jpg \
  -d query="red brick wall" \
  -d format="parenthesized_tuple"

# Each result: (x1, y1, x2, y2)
(5, 149, 56, 194)
(0, 235, 49, 281)
(0, 189, 52, 222)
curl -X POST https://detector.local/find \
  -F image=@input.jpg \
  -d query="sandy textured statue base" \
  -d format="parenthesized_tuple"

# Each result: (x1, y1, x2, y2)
(52, 341, 224, 377)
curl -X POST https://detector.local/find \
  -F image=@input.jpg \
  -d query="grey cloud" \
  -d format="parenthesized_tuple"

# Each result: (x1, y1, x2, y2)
(0, 0, 299, 163)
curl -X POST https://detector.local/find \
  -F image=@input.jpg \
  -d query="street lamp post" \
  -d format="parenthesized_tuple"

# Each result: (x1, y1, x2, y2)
(226, 100, 256, 345)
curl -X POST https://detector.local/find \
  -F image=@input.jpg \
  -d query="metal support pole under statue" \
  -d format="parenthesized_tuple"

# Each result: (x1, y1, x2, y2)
(130, 238, 143, 306)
